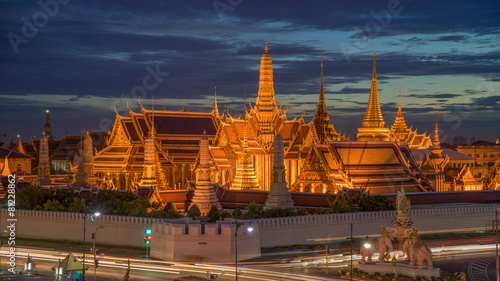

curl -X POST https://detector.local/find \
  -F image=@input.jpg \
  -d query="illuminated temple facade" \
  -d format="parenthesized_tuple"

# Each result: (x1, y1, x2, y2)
(91, 46, 433, 194)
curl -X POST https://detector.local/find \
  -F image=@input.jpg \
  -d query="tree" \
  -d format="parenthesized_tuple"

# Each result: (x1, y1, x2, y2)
(163, 202, 177, 212)
(220, 210, 232, 219)
(314, 206, 329, 215)
(64, 197, 85, 212)
(358, 195, 395, 212)
(16, 186, 47, 209)
(207, 206, 221, 222)
(296, 207, 309, 216)
(42, 199, 65, 211)
(187, 204, 201, 220)
(242, 202, 261, 219)
(261, 207, 296, 218)
(232, 208, 242, 219)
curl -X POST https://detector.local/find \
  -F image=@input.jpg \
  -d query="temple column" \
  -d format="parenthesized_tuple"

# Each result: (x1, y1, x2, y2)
(171, 167, 176, 189)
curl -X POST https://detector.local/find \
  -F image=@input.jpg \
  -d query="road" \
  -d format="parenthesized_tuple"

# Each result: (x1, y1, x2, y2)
(0, 247, 340, 280)
(1, 242, 499, 281)
(275, 243, 499, 281)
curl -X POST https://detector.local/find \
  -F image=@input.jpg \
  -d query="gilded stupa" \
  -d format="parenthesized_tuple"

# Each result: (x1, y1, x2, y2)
(191, 131, 222, 215)
(249, 42, 284, 150)
(231, 96, 260, 190)
(357, 54, 391, 141)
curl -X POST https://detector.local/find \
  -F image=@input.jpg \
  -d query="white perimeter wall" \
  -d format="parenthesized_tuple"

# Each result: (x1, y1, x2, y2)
(4, 203, 499, 260)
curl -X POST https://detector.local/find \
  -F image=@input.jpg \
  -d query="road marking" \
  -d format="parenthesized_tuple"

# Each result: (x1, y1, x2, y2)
(468, 258, 493, 281)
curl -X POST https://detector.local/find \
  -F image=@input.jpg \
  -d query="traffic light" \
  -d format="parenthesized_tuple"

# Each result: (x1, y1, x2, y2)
(144, 228, 152, 245)
(95, 259, 99, 269)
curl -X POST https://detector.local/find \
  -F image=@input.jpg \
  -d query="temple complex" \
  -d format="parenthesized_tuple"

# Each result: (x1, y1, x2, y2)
(83, 46, 437, 195)
(11, 45, 464, 198)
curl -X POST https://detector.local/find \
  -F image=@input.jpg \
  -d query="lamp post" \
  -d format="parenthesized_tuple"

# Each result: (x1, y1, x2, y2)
(93, 223, 103, 281)
(495, 207, 499, 281)
(346, 223, 353, 281)
(82, 204, 100, 281)
(234, 218, 253, 281)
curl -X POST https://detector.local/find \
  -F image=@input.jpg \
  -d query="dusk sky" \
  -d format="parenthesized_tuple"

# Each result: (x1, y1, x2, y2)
(1, 0, 499, 143)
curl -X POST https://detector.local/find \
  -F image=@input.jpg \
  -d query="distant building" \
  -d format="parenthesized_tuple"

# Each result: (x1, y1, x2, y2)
(0, 147, 34, 175)
(452, 136, 476, 147)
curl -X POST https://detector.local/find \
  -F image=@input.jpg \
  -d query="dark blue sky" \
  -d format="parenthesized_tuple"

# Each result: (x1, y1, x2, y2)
(1, 0, 499, 143)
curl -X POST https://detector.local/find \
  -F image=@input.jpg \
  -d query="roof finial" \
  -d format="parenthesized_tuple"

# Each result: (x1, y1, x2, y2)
(372, 53, 377, 80)
(320, 45, 324, 96)
(213, 86, 219, 117)
(435, 104, 438, 130)
(151, 96, 156, 138)
(264, 41, 268, 53)
(398, 85, 402, 113)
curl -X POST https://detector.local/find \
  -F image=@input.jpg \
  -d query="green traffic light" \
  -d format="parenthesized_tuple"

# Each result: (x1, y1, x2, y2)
(145, 240, 151, 245)
(145, 228, 152, 235)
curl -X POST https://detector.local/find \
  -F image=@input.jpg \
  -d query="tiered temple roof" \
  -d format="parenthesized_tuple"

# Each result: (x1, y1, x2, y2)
(293, 141, 432, 194)
(390, 89, 432, 149)
(93, 103, 218, 189)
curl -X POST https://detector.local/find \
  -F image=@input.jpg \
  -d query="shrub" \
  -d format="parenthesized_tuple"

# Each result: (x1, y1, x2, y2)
(207, 206, 221, 222)
(187, 204, 201, 219)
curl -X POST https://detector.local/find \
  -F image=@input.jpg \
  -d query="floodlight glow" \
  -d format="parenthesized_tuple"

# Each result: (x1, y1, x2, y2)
(247, 226, 254, 233)
(94, 212, 101, 217)
(364, 243, 371, 249)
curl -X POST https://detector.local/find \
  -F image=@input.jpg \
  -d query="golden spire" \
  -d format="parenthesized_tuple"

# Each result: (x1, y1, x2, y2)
(317, 45, 327, 114)
(314, 45, 337, 143)
(397, 85, 402, 118)
(391, 86, 410, 145)
(213, 86, 219, 117)
(431, 104, 443, 156)
(151, 96, 156, 138)
(362, 54, 385, 128)
(255, 42, 276, 113)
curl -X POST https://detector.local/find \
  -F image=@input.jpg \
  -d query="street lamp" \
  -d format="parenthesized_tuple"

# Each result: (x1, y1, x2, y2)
(235, 219, 253, 281)
(495, 207, 499, 281)
(346, 223, 354, 281)
(92, 224, 104, 281)
(83, 205, 101, 281)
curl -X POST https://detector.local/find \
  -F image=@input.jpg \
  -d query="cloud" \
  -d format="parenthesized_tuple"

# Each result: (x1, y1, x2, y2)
(406, 93, 462, 99)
